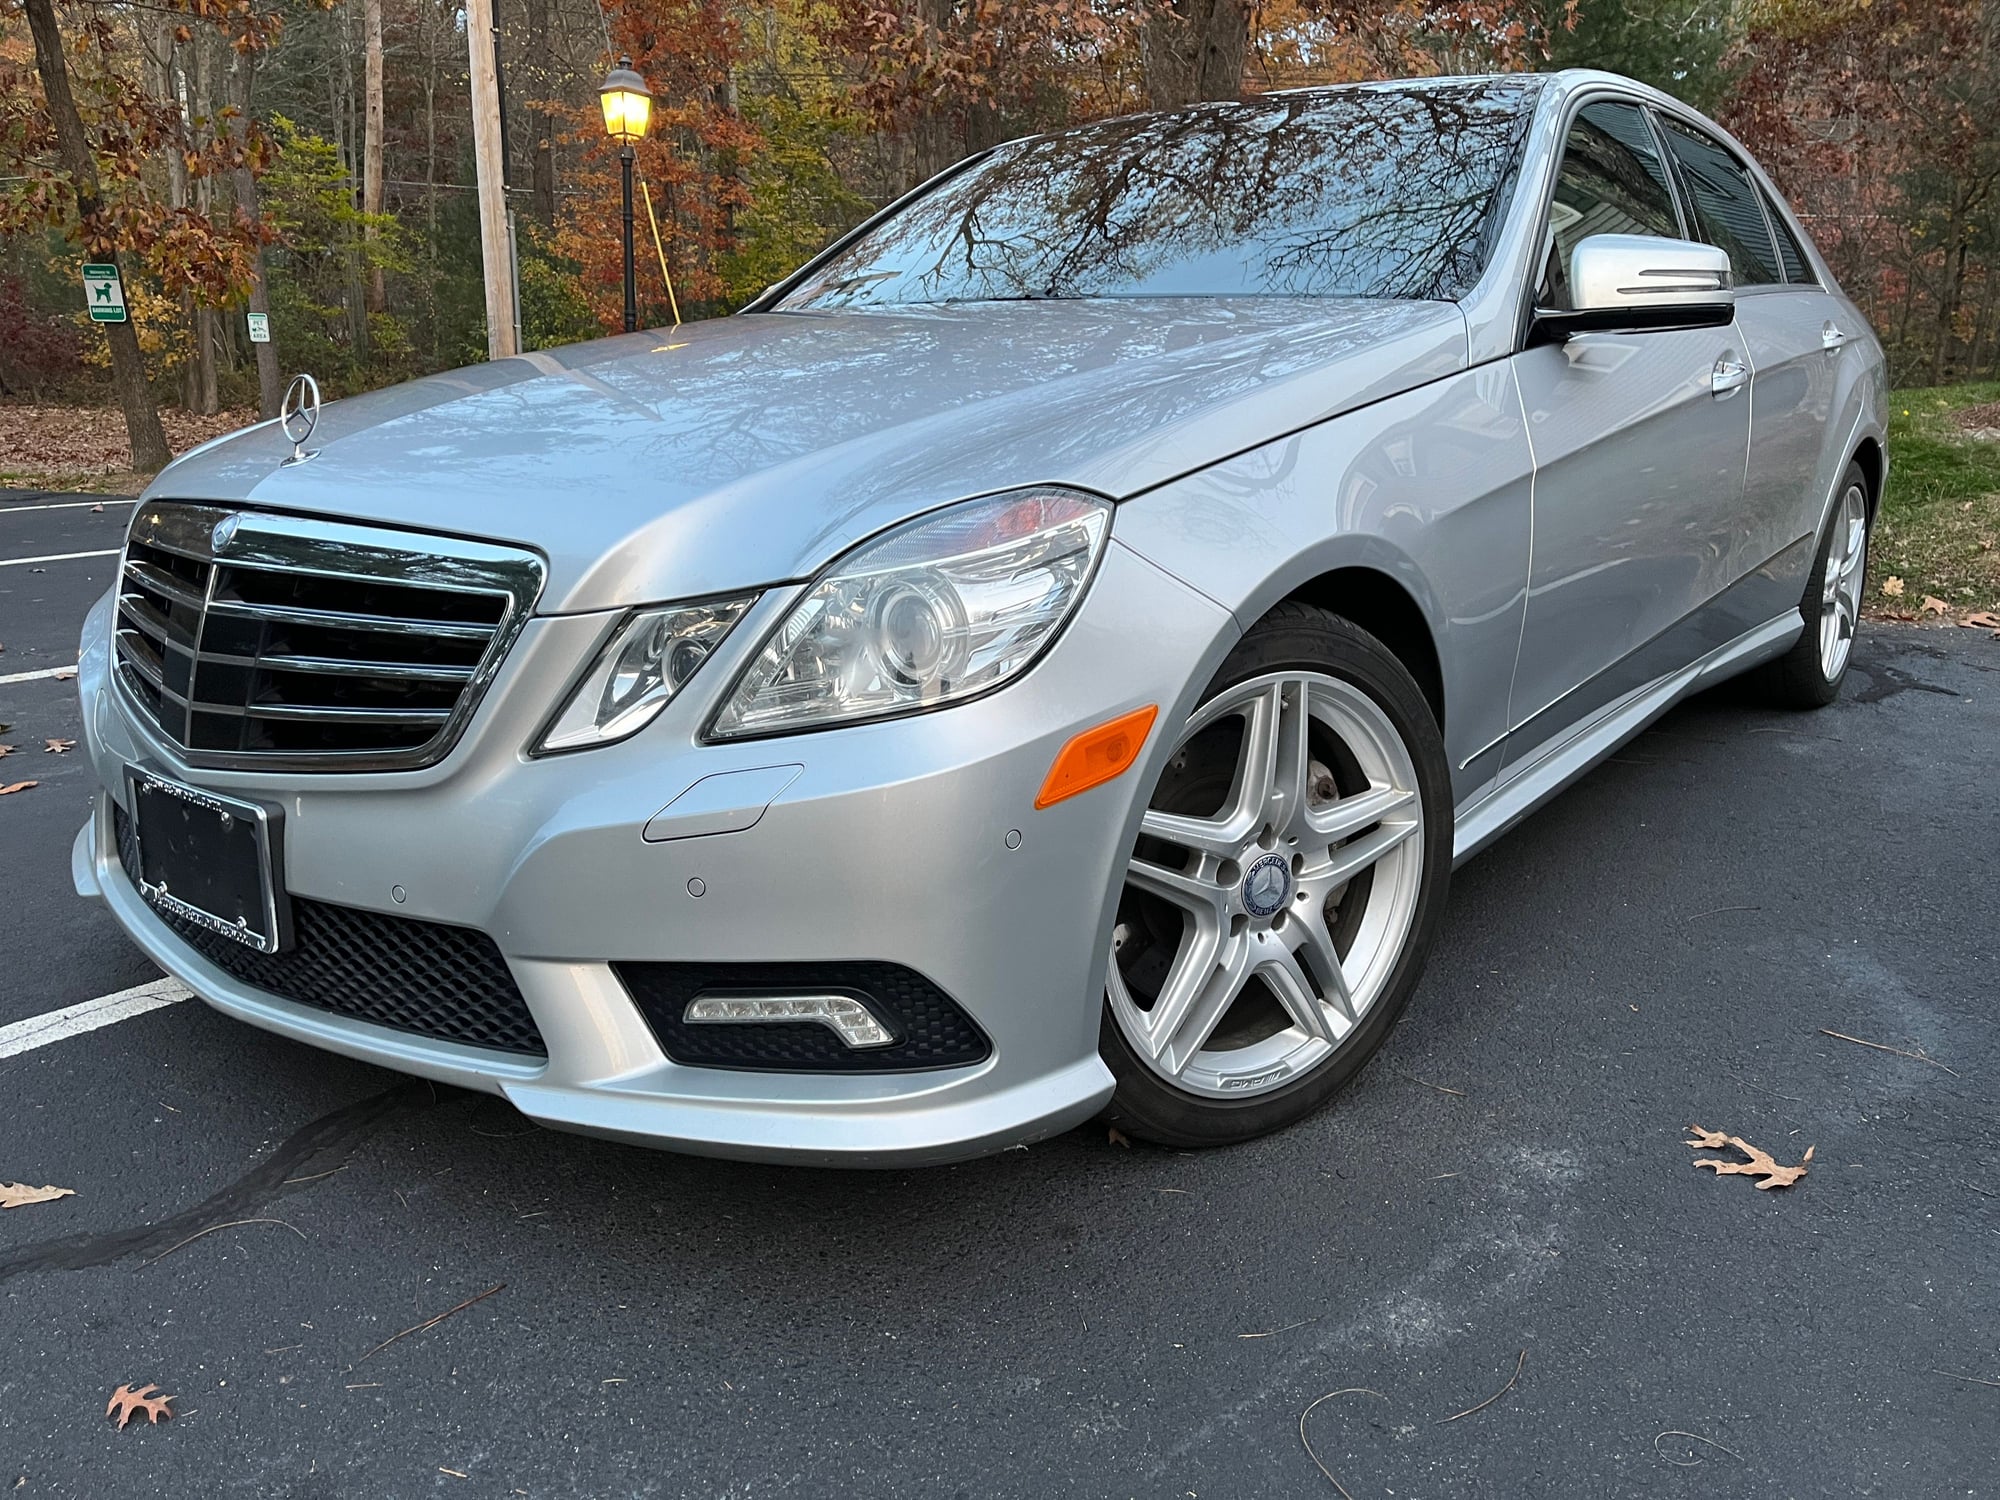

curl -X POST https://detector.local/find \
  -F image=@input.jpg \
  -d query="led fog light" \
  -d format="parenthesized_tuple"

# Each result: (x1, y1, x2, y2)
(683, 993, 895, 1049)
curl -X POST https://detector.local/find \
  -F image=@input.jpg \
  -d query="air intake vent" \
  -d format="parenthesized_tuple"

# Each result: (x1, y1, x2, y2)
(114, 503, 542, 772)
(114, 804, 547, 1058)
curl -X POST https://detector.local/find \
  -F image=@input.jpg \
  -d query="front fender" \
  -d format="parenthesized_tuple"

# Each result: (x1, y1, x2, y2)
(1111, 364, 1534, 802)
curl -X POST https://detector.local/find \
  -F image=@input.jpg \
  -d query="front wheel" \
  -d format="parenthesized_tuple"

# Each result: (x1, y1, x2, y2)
(1099, 604, 1453, 1148)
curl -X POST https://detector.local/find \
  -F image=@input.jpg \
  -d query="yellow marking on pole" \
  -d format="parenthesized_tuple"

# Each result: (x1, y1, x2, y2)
(639, 178, 681, 328)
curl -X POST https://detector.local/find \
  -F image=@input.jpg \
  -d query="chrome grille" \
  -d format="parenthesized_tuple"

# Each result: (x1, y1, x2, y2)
(114, 502, 544, 771)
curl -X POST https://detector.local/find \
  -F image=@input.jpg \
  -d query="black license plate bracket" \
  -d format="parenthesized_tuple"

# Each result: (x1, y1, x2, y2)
(126, 769, 289, 953)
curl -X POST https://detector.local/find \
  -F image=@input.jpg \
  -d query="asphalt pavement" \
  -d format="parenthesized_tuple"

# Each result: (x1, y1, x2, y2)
(2, 487, 1997, 1498)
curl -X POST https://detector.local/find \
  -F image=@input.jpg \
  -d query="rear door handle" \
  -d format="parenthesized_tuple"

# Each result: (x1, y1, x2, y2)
(1711, 354, 1749, 397)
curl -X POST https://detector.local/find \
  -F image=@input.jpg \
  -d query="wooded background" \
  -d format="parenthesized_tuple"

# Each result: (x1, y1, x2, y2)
(1, 0, 1992, 463)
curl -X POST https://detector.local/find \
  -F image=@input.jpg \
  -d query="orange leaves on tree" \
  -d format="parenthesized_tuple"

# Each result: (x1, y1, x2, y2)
(548, 0, 761, 328)
(0, 0, 282, 306)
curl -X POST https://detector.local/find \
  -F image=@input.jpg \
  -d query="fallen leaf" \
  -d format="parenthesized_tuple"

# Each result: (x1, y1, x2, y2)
(90, 503, 104, 513)
(43, 738, 75, 754)
(0, 1182, 75, 1210)
(0, 745, 12, 757)
(1881, 575, 1905, 597)
(1965, 611, 2000, 635)
(1686, 1125, 1814, 1190)
(0, 781, 37, 795)
(51, 666, 76, 680)
(1921, 595, 1950, 616)
(106, 1384, 174, 1429)
(1107, 1125, 1132, 1149)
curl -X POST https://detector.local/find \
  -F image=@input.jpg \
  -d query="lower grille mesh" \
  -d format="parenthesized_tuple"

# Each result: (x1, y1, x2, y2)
(115, 805, 546, 1058)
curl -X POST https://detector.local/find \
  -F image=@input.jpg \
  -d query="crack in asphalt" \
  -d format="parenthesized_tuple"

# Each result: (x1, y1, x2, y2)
(0, 1081, 425, 1285)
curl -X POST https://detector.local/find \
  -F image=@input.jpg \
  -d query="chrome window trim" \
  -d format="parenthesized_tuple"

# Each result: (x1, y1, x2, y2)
(114, 501, 546, 773)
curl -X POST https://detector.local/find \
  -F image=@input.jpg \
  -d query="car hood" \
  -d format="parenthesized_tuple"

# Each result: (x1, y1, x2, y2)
(149, 298, 1465, 612)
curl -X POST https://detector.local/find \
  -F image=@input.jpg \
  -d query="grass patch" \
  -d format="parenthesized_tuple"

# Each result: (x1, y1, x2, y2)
(1877, 383, 2000, 614)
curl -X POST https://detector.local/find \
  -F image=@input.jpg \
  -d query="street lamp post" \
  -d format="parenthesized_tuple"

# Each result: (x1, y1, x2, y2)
(598, 57, 653, 335)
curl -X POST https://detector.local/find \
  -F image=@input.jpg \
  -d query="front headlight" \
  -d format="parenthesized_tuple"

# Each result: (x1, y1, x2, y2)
(710, 486, 1112, 739)
(538, 597, 755, 753)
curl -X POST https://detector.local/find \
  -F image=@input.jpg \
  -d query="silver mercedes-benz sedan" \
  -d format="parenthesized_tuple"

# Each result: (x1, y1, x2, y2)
(73, 70, 1885, 1164)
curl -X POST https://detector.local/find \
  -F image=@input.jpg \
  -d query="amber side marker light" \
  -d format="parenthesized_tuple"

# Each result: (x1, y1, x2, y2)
(1035, 705, 1160, 809)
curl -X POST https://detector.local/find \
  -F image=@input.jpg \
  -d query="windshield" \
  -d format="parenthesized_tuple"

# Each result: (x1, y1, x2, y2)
(778, 78, 1543, 312)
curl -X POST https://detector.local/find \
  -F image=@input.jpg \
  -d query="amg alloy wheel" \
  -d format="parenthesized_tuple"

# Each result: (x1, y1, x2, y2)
(1818, 478, 1869, 682)
(1755, 459, 1872, 709)
(1100, 605, 1452, 1147)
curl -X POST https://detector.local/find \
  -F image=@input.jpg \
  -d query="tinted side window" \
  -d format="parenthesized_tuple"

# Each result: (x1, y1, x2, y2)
(1658, 118, 1782, 286)
(1542, 101, 1683, 310)
(1764, 190, 1816, 284)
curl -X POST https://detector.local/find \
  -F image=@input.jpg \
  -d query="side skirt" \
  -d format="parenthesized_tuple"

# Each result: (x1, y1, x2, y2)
(1450, 611, 1802, 867)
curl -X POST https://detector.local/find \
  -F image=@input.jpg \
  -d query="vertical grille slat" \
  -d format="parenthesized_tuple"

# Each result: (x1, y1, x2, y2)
(113, 503, 543, 772)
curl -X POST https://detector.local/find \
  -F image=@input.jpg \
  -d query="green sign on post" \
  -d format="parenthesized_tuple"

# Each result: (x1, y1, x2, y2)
(82, 263, 127, 324)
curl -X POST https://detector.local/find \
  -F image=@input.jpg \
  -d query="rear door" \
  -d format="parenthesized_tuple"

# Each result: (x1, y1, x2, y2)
(1505, 98, 1752, 766)
(1655, 114, 1839, 609)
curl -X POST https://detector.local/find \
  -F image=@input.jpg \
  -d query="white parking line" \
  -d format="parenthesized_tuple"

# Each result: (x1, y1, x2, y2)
(0, 498, 135, 514)
(0, 978, 190, 1060)
(0, 665, 79, 685)
(0, 549, 118, 568)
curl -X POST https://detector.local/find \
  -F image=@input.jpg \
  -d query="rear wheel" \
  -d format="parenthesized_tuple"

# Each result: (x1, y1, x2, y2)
(1099, 604, 1452, 1148)
(1753, 461, 1870, 708)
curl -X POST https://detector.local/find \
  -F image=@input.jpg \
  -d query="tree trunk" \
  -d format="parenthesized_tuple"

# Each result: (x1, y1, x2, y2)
(25, 0, 171, 472)
(189, 31, 219, 413)
(1139, 0, 1249, 110)
(229, 52, 284, 418)
(525, 0, 555, 224)
(364, 0, 385, 312)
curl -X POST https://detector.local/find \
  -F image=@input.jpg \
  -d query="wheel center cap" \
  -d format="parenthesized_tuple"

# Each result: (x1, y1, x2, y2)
(1241, 852, 1293, 918)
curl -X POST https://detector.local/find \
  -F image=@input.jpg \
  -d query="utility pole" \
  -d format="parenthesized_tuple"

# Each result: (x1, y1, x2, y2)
(465, 0, 518, 359)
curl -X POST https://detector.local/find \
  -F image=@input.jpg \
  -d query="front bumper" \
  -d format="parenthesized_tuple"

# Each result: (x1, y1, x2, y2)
(73, 539, 1235, 1165)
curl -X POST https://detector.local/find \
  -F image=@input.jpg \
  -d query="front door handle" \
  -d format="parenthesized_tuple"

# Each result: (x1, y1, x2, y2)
(1822, 321, 1847, 352)
(1711, 354, 1749, 397)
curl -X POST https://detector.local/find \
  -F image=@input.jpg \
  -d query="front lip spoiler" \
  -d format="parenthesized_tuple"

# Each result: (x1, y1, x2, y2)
(500, 1059, 1112, 1168)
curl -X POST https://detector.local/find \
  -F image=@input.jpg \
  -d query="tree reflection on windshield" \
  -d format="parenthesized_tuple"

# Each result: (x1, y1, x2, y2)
(780, 78, 1544, 311)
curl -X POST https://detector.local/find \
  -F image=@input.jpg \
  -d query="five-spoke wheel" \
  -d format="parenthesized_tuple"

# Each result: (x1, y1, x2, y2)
(1099, 605, 1451, 1146)
(1757, 459, 1872, 709)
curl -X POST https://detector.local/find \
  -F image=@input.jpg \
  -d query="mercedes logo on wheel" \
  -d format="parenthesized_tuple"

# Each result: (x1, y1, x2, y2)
(1241, 852, 1293, 918)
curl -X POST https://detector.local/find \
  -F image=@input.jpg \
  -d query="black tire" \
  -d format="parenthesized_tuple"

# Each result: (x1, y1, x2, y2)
(1098, 603, 1454, 1149)
(1750, 459, 1871, 709)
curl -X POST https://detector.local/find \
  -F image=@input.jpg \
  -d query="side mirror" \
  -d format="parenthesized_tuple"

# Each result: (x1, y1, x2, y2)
(1533, 233, 1735, 342)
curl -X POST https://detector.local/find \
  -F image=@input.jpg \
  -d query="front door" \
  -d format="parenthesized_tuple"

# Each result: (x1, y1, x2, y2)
(1504, 99, 1751, 766)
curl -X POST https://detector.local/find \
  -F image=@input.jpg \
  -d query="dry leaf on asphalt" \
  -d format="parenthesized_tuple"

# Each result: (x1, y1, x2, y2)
(0, 781, 38, 796)
(1920, 595, 1950, 616)
(43, 738, 75, 754)
(51, 666, 76, 680)
(106, 1384, 174, 1429)
(0, 1182, 75, 1210)
(0, 744, 13, 758)
(1881, 575, 1905, 597)
(1106, 1125, 1132, 1149)
(1965, 611, 2000, 635)
(1686, 1126, 1814, 1190)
